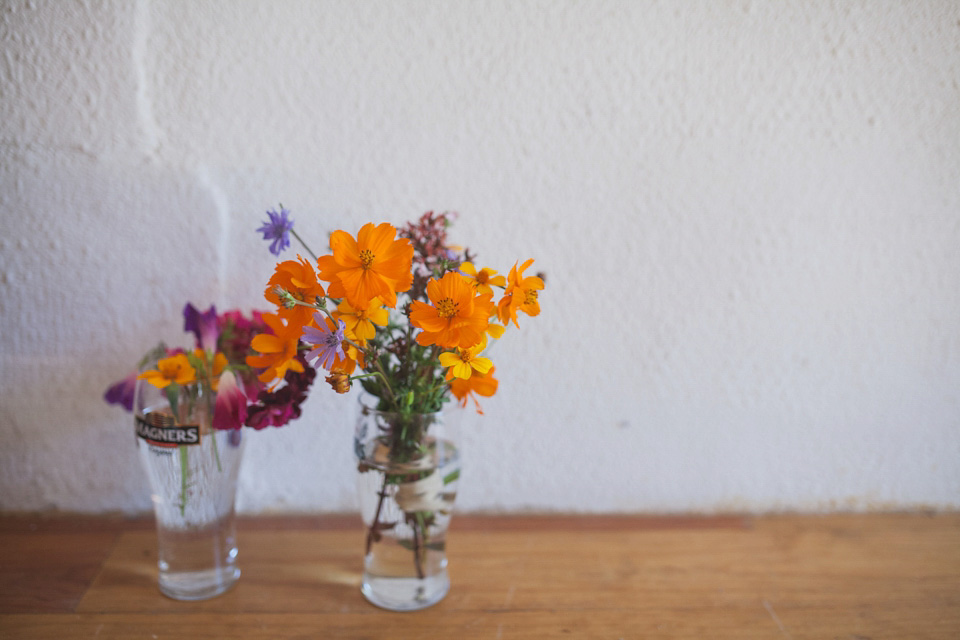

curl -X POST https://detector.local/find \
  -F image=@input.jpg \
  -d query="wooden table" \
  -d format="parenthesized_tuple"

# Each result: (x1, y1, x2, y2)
(1, 513, 958, 638)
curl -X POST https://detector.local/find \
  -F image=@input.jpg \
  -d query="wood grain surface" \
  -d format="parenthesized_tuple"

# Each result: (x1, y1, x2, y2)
(1, 513, 957, 638)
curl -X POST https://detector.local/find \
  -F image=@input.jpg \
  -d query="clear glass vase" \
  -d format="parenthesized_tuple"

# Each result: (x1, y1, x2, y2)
(134, 371, 246, 601)
(355, 407, 461, 611)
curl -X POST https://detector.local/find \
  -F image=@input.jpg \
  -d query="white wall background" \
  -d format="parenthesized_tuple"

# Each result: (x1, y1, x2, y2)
(1, 0, 958, 514)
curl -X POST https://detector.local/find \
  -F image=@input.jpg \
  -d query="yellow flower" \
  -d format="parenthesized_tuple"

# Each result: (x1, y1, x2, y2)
(485, 320, 505, 341)
(460, 262, 505, 297)
(138, 353, 196, 389)
(496, 259, 544, 328)
(409, 271, 493, 348)
(449, 365, 499, 414)
(333, 298, 388, 343)
(438, 340, 493, 381)
(317, 222, 414, 309)
(246, 313, 305, 387)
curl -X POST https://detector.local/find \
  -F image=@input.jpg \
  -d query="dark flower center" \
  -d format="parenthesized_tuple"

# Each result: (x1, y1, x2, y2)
(437, 298, 458, 318)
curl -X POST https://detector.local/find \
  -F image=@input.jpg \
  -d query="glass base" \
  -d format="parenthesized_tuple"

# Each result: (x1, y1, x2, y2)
(158, 566, 241, 601)
(361, 571, 450, 611)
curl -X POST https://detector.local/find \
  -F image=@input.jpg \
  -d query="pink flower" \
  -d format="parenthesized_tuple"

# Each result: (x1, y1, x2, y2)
(213, 370, 247, 431)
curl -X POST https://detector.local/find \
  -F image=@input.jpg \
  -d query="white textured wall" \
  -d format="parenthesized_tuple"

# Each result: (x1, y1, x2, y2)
(1, 0, 958, 514)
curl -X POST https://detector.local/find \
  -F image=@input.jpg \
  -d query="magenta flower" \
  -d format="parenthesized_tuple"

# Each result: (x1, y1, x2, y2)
(217, 309, 268, 386)
(212, 370, 247, 431)
(183, 303, 220, 351)
(246, 358, 316, 429)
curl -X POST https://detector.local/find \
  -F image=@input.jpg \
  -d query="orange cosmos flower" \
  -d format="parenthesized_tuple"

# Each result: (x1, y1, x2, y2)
(409, 271, 494, 349)
(333, 298, 388, 343)
(449, 365, 498, 414)
(246, 313, 305, 386)
(438, 340, 493, 381)
(265, 255, 326, 330)
(496, 259, 544, 328)
(316, 222, 414, 309)
(138, 353, 196, 389)
(460, 262, 505, 297)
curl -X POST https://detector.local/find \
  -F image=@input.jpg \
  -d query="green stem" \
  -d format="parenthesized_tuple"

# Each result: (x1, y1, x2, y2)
(204, 383, 222, 473)
(165, 385, 179, 421)
(165, 384, 189, 515)
(179, 444, 189, 516)
(365, 473, 390, 557)
(210, 425, 222, 473)
(278, 295, 324, 310)
(289, 228, 318, 263)
(413, 511, 426, 579)
(364, 357, 398, 410)
(349, 372, 381, 383)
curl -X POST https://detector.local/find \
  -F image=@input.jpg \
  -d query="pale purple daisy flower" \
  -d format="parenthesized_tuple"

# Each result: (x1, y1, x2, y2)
(257, 207, 294, 256)
(302, 314, 346, 371)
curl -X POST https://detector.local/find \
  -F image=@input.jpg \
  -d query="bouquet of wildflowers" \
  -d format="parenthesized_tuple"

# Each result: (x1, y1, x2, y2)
(106, 303, 316, 430)
(105, 303, 317, 514)
(253, 208, 544, 589)
(252, 208, 544, 417)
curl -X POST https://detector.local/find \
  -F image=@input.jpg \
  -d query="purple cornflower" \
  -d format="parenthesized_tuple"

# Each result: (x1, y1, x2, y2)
(183, 302, 220, 351)
(302, 313, 346, 371)
(257, 207, 294, 256)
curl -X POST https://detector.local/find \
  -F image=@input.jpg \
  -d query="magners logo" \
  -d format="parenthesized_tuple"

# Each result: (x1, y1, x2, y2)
(136, 413, 201, 447)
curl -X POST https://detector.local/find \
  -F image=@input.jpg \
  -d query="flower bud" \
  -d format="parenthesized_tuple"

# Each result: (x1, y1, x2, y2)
(325, 372, 351, 394)
(271, 286, 298, 309)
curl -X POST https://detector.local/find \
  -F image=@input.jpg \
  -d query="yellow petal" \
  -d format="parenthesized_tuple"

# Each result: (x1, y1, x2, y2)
(471, 357, 493, 375)
(486, 323, 505, 340)
(438, 352, 461, 368)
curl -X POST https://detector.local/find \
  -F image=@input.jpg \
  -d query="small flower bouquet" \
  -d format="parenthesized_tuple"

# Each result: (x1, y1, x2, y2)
(106, 303, 317, 511)
(253, 208, 543, 413)
(107, 303, 316, 430)
(106, 303, 316, 600)
(252, 207, 544, 609)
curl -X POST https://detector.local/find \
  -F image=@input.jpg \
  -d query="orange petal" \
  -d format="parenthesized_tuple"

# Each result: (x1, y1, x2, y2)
(329, 229, 361, 267)
(251, 334, 283, 354)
